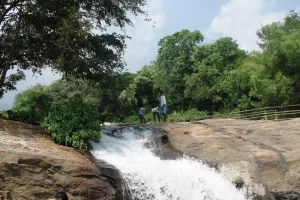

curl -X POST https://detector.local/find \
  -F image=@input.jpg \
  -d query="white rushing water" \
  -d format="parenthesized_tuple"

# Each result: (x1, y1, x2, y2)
(91, 127, 246, 200)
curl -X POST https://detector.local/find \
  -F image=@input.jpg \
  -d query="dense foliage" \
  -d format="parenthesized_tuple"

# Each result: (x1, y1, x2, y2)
(11, 84, 51, 122)
(4, 76, 134, 149)
(5, 11, 300, 148)
(121, 11, 300, 116)
(41, 79, 102, 149)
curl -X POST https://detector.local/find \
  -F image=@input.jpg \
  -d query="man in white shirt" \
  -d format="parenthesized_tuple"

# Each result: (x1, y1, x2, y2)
(159, 91, 167, 122)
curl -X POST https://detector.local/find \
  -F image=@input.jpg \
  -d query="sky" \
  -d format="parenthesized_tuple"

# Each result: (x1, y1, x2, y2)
(1, 0, 300, 110)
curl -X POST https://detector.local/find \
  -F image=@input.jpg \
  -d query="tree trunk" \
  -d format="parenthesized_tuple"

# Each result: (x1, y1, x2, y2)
(0, 0, 22, 95)
(0, 67, 9, 89)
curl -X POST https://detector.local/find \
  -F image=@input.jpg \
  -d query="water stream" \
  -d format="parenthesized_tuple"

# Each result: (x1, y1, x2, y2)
(91, 126, 246, 200)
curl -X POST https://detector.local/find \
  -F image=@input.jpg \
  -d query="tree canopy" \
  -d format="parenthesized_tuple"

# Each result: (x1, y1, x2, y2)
(0, 0, 148, 98)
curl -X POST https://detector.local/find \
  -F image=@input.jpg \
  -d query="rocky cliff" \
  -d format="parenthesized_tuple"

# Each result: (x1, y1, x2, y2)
(0, 120, 120, 200)
(161, 118, 300, 199)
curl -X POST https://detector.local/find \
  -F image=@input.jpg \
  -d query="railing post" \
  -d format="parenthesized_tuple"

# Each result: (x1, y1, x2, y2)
(275, 109, 278, 120)
(264, 110, 268, 120)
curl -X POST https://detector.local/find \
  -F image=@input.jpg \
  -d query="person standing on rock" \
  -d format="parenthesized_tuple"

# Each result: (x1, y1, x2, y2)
(149, 96, 160, 123)
(159, 91, 167, 122)
(134, 93, 146, 124)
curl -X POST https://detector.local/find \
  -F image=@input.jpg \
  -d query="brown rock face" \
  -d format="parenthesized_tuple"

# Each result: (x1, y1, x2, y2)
(161, 119, 300, 198)
(0, 120, 117, 200)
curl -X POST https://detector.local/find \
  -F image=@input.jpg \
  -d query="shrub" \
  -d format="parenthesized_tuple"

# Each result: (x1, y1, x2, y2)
(2, 109, 40, 124)
(0, 110, 6, 119)
(124, 109, 208, 123)
(168, 109, 208, 122)
(41, 93, 101, 149)
(11, 85, 51, 123)
(124, 115, 140, 124)
(124, 112, 154, 124)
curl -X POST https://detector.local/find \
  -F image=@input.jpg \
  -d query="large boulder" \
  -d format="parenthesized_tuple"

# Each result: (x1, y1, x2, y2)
(0, 120, 120, 200)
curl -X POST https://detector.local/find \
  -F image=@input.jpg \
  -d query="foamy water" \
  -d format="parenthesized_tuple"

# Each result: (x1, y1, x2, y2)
(91, 127, 246, 200)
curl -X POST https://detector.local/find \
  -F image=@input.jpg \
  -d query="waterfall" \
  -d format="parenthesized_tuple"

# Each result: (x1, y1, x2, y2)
(91, 126, 246, 200)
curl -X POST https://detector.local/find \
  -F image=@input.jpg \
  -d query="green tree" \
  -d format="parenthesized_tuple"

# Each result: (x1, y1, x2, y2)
(0, 0, 148, 98)
(222, 56, 294, 109)
(156, 29, 204, 110)
(184, 63, 221, 110)
(99, 72, 135, 121)
(10, 75, 136, 148)
(11, 84, 51, 122)
(119, 64, 158, 116)
(184, 37, 246, 111)
(257, 11, 300, 101)
(248, 70, 293, 107)
(214, 37, 246, 71)
(220, 60, 257, 110)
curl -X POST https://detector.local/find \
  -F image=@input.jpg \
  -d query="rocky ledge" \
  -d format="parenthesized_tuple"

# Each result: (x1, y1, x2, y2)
(0, 119, 124, 200)
(161, 118, 300, 199)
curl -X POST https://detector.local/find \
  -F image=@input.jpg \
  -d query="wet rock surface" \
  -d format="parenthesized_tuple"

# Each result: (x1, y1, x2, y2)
(161, 118, 300, 199)
(0, 119, 121, 200)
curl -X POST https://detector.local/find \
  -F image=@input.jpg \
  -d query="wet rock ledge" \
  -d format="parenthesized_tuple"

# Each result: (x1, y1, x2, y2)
(160, 118, 300, 200)
(0, 119, 125, 200)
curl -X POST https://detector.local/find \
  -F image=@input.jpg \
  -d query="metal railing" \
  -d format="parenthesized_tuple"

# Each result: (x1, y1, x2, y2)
(213, 104, 300, 121)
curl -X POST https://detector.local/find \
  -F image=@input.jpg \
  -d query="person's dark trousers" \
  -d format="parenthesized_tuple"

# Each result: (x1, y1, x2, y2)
(139, 115, 146, 124)
(138, 108, 146, 124)
(153, 112, 160, 123)
(139, 116, 146, 124)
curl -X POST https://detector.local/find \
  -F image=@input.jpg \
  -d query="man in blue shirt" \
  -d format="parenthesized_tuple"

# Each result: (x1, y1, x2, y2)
(159, 91, 167, 122)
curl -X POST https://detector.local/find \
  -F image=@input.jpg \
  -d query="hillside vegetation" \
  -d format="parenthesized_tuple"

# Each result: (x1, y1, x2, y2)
(2, 11, 300, 148)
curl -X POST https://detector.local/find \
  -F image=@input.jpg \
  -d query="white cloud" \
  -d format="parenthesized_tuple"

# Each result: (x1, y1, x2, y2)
(123, 0, 165, 72)
(205, 0, 287, 50)
(296, 5, 300, 13)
